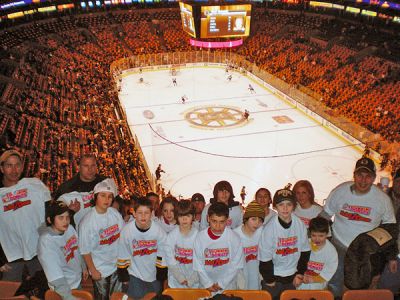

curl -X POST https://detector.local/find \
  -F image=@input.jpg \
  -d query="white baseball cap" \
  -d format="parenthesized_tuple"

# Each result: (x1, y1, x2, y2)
(93, 178, 118, 196)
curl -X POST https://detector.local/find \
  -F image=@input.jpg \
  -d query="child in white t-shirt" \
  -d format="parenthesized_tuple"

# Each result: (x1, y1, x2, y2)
(194, 202, 244, 293)
(117, 197, 167, 299)
(254, 188, 276, 226)
(164, 200, 199, 288)
(297, 217, 338, 290)
(234, 201, 265, 290)
(79, 178, 124, 300)
(38, 201, 87, 300)
(259, 188, 310, 300)
(200, 180, 243, 230)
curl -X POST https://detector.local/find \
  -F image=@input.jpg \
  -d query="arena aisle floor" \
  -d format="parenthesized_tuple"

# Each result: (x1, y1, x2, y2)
(119, 66, 367, 204)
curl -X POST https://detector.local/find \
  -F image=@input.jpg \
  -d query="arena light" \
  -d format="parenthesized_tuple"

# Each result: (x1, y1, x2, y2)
(189, 38, 243, 48)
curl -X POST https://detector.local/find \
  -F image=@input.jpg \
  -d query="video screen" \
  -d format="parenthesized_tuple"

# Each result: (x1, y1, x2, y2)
(179, 2, 196, 38)
(200, 4, 251, 38)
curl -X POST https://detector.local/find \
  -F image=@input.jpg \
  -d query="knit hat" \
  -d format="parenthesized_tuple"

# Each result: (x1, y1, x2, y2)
(0, 150, 22, 165)
(354, 157, 376, 174)
(191, 193, 205, 203)
(273, 188, 296, 207)
(47, 200, 69, 220)
(93, 178, 117, 196)
(244, 201, 265, 220)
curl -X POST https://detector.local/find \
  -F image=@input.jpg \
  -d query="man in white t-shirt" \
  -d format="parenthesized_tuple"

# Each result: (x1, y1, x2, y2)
(320, 157, 396, 297)
(0, 150, 51, 281)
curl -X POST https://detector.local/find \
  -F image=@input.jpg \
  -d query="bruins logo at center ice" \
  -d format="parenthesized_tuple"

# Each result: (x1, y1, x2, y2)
(184, 106, 248, 129)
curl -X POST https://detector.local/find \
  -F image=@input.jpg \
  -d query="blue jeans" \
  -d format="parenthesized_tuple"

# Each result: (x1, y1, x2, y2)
(2, 257, 42, 282)
(127, 275, 161, 300)
(328, 236, 347, 298)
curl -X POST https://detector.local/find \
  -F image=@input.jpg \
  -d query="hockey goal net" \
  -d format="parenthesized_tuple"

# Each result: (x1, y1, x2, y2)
(169, 65, 180, 76)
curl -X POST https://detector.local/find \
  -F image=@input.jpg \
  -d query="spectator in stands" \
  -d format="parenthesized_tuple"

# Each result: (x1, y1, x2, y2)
(377, 168, 400, 294)
(193, 202, 244, 293)
(0, 150, 50, 281)
(38, 200, 88, 299)
(54, 154, 106, 228)
(319, 157, 396, 297)
(259, 188, 310, 300)
(191, 193, 206, 229)
(254, 188, 276, 225)
(79, 178, 124, 300)
(293, 180, 322, 228)
(117, 197, 167, 299)
(200, 180, 243, 230)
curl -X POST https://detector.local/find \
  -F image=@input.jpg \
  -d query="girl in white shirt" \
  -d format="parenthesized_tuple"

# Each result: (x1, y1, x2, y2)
(293, 180, 322, 229)
(200, 180, 243, 230)
(254, 188, 277, 226)
(165, 200, 199, 288)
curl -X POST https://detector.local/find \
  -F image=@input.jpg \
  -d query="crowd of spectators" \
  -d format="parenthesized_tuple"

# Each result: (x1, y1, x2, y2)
(0, 6, 399, 194)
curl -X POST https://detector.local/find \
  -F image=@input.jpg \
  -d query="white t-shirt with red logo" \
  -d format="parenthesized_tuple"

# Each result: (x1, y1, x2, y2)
(58, 191, 94, 228)
(294, 204, 323, 228)
(38, 225, 82, 289)
(117, 220, 167, 282)
(200, 204, 243, 230)
(298, 239, 338, 290)
(0, 178, 50, 261)
(234, 226, 263, 290)
(324, 182, 396, 247)
(193, 227, 243, 290)
(79, 207, 124, 277)
(259, 215, 310, 277)
(164, 226, 199, 288)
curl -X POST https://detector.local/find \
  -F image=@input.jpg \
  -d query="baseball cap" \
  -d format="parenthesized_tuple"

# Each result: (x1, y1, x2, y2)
(354, 157, 376, 174)
(93, 178, 117, 196)
(393, 169, 400, 181)
(47, 200, 69, 219)
(191, 193, 205, 203)
(273, 188, 296, 207)
(0, 150, 22, 165)
(244, 201, 265, 220)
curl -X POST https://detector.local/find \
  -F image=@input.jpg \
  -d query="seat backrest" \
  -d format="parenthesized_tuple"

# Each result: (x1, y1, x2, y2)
(0, 281, 22, 297)
(223, 290, 272, 300)
(280, 289, 334, 300)
(162, 288, 211, 300)
(110, 292, 134, 300)
(342, 289, 394, 300)
(45, 289, 93, 300)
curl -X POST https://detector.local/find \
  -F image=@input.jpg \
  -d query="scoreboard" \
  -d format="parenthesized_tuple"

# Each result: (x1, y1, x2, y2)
(179, 2, 196, 38)
(179, 1, 252, 39)
(200, 4, 251, 38)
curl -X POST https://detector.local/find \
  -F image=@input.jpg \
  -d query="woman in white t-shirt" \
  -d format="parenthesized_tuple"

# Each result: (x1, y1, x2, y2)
(293, 180, 322, 229)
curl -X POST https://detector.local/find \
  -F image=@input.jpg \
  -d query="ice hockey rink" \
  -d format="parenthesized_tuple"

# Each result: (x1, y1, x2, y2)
(118, 66, 366, 204)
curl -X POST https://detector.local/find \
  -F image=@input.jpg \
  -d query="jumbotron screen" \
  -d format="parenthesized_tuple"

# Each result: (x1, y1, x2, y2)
(179, 2, 196, 38)
(200, 4, 251, 38)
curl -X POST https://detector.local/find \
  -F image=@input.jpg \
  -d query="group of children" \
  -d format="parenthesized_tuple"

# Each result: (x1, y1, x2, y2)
(38, 177, 339, 300)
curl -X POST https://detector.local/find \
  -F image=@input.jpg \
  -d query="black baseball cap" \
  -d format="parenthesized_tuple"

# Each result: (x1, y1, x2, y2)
(354, 157, 376, 174)
(273, 188, 296, 207)
(191, 193, 205, 203)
